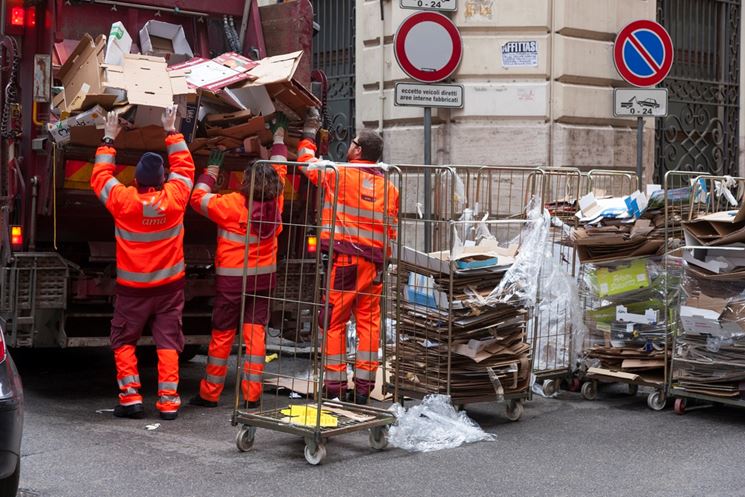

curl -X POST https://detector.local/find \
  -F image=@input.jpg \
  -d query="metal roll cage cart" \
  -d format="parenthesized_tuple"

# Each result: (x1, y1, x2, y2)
(665, 172, 745, 415)
(230, 160, 398, 465)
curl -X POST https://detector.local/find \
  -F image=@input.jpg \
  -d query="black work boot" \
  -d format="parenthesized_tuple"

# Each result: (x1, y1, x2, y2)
(113, 403, 145, 419)
(188, 395, 218, 408)
(244, 400, 260, 409)
(346, 391, 369, 405)
(159, 410, 178, 421)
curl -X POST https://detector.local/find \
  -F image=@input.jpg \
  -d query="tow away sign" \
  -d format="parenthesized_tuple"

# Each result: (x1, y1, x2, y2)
(395, 83, 464, 108)
(613, 88, 668, 117)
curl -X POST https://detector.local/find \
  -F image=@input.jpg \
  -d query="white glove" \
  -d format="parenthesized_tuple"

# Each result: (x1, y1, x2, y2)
(104, 111, 121, 141)
(303, 107, 321, 137)
(161, 104, 179, 132)
(206, 165, 220, 180)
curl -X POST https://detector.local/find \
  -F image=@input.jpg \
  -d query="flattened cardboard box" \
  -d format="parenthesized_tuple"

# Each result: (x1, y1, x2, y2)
(103, 54, 193, 128)
(683, 203, 745, 246)
(53, 34, 117, 114)
(170, 52, 258, 93)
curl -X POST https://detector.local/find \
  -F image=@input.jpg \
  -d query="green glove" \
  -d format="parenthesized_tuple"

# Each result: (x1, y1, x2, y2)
(207, 149, 225, 168)
(270, 112, 289, 134)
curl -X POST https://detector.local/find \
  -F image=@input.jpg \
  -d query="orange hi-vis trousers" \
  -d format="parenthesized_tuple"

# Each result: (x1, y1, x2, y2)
(199, 323, 266, 403)
(321, 254, 382, 397)
(113, 346, 181, 414)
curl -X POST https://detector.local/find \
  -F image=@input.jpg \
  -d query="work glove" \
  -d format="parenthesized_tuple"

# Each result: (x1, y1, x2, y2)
(161, 104, 179, 132)
(271, 112, 289, 144)
(303, 107, 321, 138)
(103, 111, 121, 141)
(206, 149, 225, 180)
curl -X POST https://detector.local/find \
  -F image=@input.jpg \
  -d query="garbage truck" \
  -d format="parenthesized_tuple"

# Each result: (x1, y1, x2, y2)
(0, 0, 319, 356)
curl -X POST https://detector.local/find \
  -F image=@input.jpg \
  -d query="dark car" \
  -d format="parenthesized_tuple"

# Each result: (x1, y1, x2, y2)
(0, 322, 23, 497)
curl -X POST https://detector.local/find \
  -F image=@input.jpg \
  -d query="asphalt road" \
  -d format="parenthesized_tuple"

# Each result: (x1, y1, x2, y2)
(11, 348, 745, 497)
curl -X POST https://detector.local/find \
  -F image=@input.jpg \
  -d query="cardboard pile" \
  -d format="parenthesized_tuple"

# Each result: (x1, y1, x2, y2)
(49, 21, 319, 155)
(673, 266, 745, 398)
(682, 202, 745, 248)
(571, 191, 666, 263)
(580, 257, 671, 382)
(392, 242, 531, 404)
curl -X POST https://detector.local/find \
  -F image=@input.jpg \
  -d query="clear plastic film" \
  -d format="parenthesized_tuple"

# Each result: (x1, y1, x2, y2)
(388, 394, 496, 452)
(673, 248, 745, 388)
(577, 255, 678, 374)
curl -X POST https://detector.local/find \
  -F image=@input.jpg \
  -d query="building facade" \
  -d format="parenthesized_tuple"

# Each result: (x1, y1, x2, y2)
(333, 0, 744, 180)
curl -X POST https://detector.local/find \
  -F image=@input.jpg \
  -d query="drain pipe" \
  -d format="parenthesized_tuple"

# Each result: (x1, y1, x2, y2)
(547, 0, 556, 168)
(378, 0, 386, 133)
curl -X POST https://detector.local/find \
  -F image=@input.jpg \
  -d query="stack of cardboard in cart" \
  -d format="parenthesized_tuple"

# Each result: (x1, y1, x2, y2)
(674, 222, 745, 398)
(48, 20, 318, 155)
(580, 257, 671, 381)
(392, 243, 531, 403)
(571, 191, 666, 263)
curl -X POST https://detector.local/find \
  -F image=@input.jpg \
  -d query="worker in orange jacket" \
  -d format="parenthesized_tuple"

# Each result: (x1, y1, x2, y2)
(91, 106, 194, 420)
(298, 109, 399, 404)
(188, 116, 288, 409)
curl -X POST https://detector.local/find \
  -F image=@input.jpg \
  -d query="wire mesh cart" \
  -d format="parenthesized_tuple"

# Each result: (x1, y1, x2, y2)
(390, 164, 540, 420)
(230, 160, 398, 464)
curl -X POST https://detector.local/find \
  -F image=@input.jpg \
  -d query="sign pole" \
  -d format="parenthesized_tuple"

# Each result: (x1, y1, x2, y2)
(424, 106, 432, 252)
(636, 116, 643, 189)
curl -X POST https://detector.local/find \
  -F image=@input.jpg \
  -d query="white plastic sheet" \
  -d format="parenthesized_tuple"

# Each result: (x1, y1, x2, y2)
(388, 394, 496, 452)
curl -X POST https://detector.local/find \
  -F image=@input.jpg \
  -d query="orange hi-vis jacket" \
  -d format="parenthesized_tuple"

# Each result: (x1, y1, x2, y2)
(297, 138, 399, 264)
(91, 133, 195, 291)
(190, 162, 287, 292)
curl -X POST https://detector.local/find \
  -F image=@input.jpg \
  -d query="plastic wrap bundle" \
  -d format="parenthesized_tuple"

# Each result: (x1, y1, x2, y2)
(388, 395, 496, 452)
(578, 256, 678, 377)
(673, 253, 745, 398)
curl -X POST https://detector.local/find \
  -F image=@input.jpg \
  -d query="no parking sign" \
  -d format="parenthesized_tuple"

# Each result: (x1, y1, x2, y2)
(613, 20, 674, 87)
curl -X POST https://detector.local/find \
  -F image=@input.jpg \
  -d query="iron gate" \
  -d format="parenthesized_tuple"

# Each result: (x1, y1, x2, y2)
(311, 0, 356, 161)
(656, 0, 741, 180)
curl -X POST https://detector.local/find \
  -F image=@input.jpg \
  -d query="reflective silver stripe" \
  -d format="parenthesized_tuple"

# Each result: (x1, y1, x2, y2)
(207, 356, 228, 367)
(115, 223, 183, 243)
(356, 351, 379, 362)
(96, 153, 116, 165)
(124, 387, 138, 395)
(195, 182, 212, 193)
(355, 368, 376, 381)
(98, 176, 121, 205)
(270, 154, 286, 161)
(168, 172, 193, 190)
(215, 265, 277, 277)
(324, 202, 385, 222)
(159, 395, 181, 403)
(243, 354, 265, 365)
(205, 373, 226, 384)
(323, 370, 348, 381)
(117, 261, 185, 284)
(298, 147, 314, 157)
(217, 228, 259, 244)
(159, 382, 178, 392)
(326, 354, 346, 365)
(167, 140, 189, 155)
(119, 399, 142, 406)
(118, 375, 140, 388)
(200, 193, 215, 216)
(241, 372, 263, 383)
(322, 225, 386, 243)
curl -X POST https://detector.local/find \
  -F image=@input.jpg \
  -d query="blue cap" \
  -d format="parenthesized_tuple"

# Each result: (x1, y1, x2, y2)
(135, 152, 165, 187)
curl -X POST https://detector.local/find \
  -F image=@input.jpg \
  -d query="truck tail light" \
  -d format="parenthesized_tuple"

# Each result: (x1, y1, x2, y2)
(26, 6, 35, 27)
(0, 329, 5, 364)
(9, 6, 24, 26)
(306, 235, 318, 255)
(10, 225, 22, 250)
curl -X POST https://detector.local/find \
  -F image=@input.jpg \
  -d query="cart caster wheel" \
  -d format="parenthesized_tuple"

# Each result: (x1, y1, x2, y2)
(235, 425, 256, 452)
(369, 426, 389, 450)
(542, 379, 558, 396)
(628, 384, 639, 396)
(505, 400, 524, 422)
(568, 377, 582, 392)
(674, 398, 687, 415)
(647, 391, 666, 411)
(581, 381, 597, 401)
(304, 442, 327, 465)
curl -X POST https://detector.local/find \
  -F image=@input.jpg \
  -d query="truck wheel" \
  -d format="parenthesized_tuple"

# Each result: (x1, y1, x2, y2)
(0, 458, 20, 497)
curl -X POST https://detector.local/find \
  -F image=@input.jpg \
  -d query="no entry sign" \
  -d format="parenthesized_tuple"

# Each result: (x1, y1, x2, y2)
(394, 11, 462, 83)
(614, 20, 674, 87)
